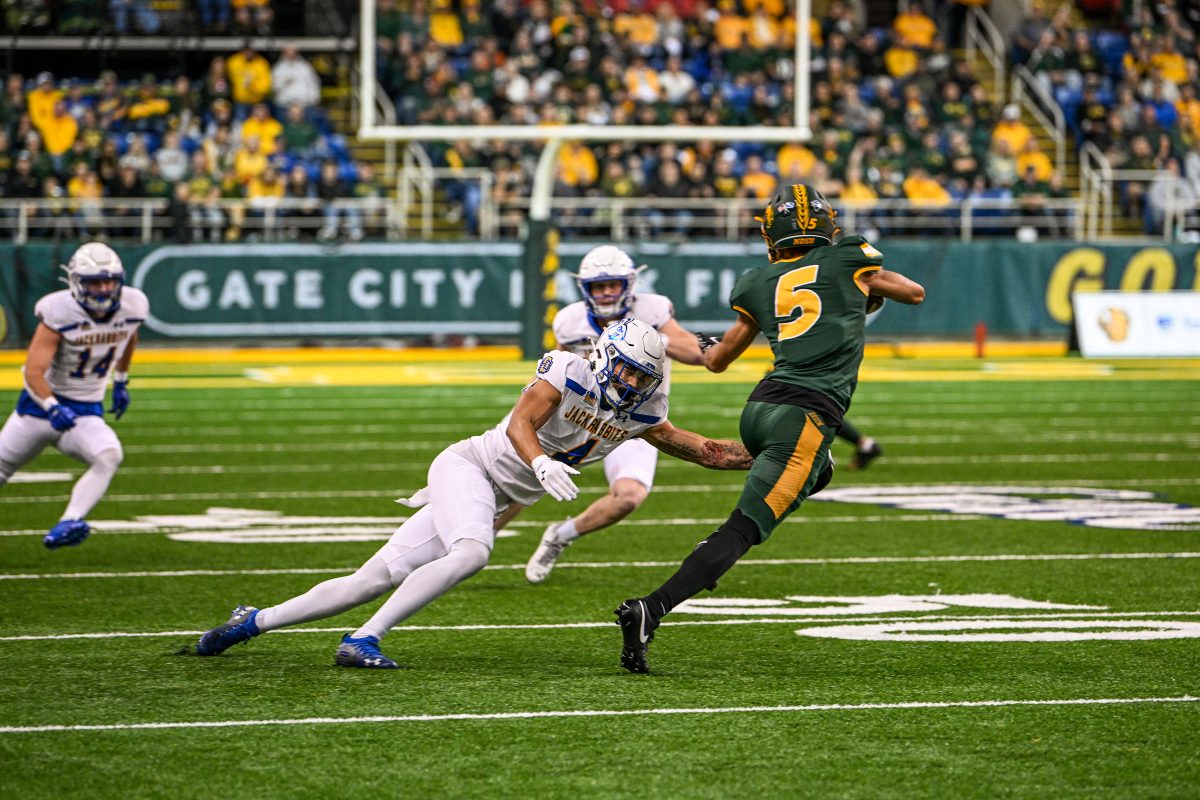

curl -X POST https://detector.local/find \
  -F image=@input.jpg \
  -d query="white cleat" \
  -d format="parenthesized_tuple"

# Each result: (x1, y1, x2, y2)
(525, 522, 571, 583)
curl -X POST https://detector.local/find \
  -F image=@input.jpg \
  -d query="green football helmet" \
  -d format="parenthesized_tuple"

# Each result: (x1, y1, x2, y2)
(757, 184, 840, 262)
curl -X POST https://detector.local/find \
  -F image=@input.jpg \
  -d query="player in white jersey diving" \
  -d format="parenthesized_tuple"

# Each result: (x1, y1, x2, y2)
(195, 319, 752, 669)
(0, 242, 149, 549)
(514, 244, 718, 584)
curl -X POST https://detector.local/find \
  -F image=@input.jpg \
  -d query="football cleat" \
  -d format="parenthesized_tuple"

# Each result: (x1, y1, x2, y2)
(525, 521, 572, 584)
(195, 605, 260, 656)
(334, 634, 399, 669)
(851, 441, 884, 471)
(615, 598, 659, 674)
(44, 519, 90, 549)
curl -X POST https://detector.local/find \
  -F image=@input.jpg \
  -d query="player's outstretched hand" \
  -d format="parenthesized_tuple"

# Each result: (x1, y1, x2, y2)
(531, 454, 580, 501)
(110, 380, 131, 420)
(696, 333, 721, 353)
(48, 404, 78, 432)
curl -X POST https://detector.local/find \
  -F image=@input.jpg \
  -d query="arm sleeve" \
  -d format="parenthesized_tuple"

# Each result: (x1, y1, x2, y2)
(532, 350, 575, 394)
(34, 295, 71, 331)
(839, 235, 885, 268)
(728, 270, 758, 321)
(639, 294, 675, 329)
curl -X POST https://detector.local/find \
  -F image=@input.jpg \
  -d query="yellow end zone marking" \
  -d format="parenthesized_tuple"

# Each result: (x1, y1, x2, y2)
(3, 346, 1199, 388)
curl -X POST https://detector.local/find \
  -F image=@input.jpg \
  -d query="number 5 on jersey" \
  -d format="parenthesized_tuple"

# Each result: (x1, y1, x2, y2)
(775, 265, 821, 340)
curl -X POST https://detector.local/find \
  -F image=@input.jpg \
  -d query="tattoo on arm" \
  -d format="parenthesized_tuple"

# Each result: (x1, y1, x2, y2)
(653, 429, 753, 469)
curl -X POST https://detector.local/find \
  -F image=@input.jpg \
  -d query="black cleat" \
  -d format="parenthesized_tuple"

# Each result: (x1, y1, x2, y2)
(615, 598, 659, 674)
(851, 441, 883, 471)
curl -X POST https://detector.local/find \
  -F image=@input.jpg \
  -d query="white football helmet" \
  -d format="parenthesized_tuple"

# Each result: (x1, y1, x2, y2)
(65, 242, 124, 315)
(589, 318, 665, 412)
(576, 245, 638, 319)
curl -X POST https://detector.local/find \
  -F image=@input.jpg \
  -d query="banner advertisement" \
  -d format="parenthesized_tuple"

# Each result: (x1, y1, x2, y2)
(1, 241, 1197, 343)
(1073, 291, 1200, 357)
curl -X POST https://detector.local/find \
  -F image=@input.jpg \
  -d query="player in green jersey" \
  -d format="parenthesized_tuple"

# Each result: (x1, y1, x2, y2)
(615, 183, 925, 673)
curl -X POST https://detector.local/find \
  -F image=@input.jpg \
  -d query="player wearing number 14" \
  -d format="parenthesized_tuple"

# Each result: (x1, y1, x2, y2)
(0, 242, 148, 549)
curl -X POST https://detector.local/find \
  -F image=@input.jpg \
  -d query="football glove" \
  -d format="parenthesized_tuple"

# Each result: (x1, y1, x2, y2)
(110, 379, 130, 420)
(47, 404, 78, 432)
(531, 454, 580, 501)
(866, 295, 885, 314)
(696, 333, 721, 353)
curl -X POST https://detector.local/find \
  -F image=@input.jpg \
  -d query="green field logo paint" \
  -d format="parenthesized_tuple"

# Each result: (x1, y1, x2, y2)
(816, 485, 1200, 531)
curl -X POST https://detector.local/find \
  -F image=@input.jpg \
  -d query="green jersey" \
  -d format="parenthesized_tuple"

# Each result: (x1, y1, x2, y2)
(729, 234, 884, 411)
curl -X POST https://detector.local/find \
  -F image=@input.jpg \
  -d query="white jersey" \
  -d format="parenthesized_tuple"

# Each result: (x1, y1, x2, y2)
(553, 293, 676, 393)
(32, 288, 149, 403)
(452, 350, 669, 506)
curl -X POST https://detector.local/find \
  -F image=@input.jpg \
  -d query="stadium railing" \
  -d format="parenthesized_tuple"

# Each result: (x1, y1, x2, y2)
(965, 5, 1008, 104)
(0, 197, 391, 243)
(1080, 141, 1113, 240)
(10, 194, 1195, 244)
(1011, 63, 1067, 178)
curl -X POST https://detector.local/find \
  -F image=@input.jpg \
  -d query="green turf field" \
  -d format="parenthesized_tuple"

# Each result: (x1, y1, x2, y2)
(1, 356, 1198, 798)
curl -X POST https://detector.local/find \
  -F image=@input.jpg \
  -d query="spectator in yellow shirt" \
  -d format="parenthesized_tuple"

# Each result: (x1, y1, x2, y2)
(1177, 84, 1200, 135)
(1015, 139, 1053, 182)
(234, 135, 269, 184)
(625, 57, 661, 104)
(885, 36, 921, 79)
(776, 142, 816, 182)
(227, 43, 272, 107)
(614, 7, 658, 49)
(992, 104, 1033, 154)
(902, 167, 951, 206)
(41, 100, 78, 159)
(27, 71, 63, 139)
(557, 141, 598, 188)
(739, 154, 775, 200)
(429, 0, 464, 47)
(126, 76, 172, 134)
(241, 102, 284, 155)
(1150, 38, 1188, 85)
(893, 2, 937, 50)
(714, 3, 748, 50)
(748, 7, 780, 49)
(840, 164, 878, 204)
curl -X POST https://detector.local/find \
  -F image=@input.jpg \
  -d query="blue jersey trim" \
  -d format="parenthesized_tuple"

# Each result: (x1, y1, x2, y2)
(586, 311, 605, 335)
(56, 323, 82, 333)
(15, 390, 104, 420)
(563, 378, 589, 396)
(124, 317, 145, 323)
(628, 412, 661, 424)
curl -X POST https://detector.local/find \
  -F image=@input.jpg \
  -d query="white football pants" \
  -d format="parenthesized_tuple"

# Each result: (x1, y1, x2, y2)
(254, 447, 497, 639)
(0, 411, 123, 521)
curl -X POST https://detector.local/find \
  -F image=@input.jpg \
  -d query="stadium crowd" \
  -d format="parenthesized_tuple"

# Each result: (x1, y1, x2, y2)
(2, 0, 1199, 239)
(1017, 0, 1200, 231)
(2, 0, 279, 36)
(0, 42, 384, 241)
(375, 0, 1077, 235)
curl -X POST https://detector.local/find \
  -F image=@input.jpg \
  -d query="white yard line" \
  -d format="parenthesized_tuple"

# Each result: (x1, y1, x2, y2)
(4, 611, 1200, 643)
(2, 551, 1200, 581)
(0, 696, 1194, 735)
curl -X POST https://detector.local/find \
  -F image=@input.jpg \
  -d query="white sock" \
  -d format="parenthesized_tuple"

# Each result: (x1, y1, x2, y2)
(353, 539, 490, 641)
(555, 517, 579, 543)
(858, 436, 876, 453)
(255, 557, 394, 633)
(62, 449, 121, 520)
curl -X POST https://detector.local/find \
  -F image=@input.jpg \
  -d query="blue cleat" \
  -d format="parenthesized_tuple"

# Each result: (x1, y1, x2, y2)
(196, 605, 260, 656)
(334, 634, 399, 669)
(44, 519, 90, 549)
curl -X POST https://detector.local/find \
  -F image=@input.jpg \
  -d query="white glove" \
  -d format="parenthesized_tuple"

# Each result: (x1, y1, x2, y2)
(531, 454, 580, 501)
